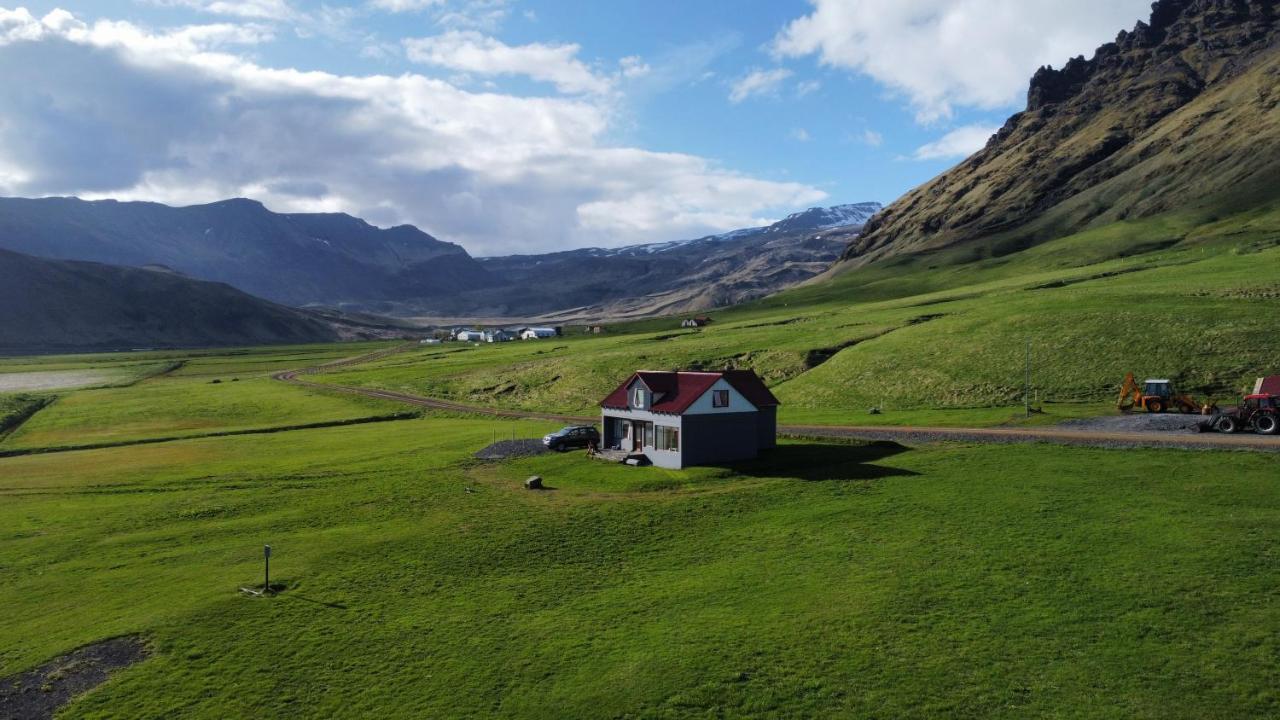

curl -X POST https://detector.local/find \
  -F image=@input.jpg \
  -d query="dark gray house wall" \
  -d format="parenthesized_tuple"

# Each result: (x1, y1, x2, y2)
(756, 406, 777, 449)
(681, 412, 759, 466)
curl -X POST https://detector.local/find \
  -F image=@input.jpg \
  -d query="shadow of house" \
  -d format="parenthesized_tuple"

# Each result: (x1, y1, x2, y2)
(720, 441, 918, 481)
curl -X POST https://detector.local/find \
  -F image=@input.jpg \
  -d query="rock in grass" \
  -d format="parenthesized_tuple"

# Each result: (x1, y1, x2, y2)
(524, 476, 543, 490)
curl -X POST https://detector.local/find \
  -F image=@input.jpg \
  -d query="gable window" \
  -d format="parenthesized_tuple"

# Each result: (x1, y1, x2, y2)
(633, 388, 645, 408)
(712, 389, 729, 408)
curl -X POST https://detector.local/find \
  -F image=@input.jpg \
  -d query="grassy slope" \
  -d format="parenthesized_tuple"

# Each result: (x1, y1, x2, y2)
(0, 342, 402, 450)
(309, 204, 1280, 425)
(0, 376, 404, 450)
(0, 412, 1276, 718)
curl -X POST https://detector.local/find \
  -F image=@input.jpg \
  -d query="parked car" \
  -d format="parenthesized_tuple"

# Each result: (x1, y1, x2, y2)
(1199, 394, 1280, 434)
(542, 425, 600, 451)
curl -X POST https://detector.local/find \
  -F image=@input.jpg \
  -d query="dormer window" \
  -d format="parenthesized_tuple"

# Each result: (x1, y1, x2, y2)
(712, 390, 729, 408)
(633, 388, 645, 408)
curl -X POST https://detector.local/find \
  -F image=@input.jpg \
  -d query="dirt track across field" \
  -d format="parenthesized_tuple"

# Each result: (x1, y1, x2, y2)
(276, 351, 1280, 453)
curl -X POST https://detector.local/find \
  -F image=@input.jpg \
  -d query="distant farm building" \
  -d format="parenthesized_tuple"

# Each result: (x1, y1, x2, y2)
(521, 327, 559, 340)
(681, 316, 712, 328)
(485, 329, 517, 343)
(599, 369, 779, 469)
(455, 330, 486, 342)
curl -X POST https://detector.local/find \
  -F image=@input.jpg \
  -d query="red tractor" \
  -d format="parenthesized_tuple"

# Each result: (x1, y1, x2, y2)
(1200, 394, 1280, 434)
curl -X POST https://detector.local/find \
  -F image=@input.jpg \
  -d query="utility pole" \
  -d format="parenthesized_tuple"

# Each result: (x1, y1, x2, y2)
(1024, 339, 1031, 418)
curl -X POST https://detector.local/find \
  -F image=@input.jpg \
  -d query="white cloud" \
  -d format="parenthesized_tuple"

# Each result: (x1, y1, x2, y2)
(790, 128, 811, 142)
(368, 0, 444, 11)
(912, 124, 998, 160)
(404, 30, 612, 95)
(145, 0, 297, 21)
(795, 79, 820, 97)
(728, 67, 791, 103)
(619, 55, 650, 79)
(861, 129, 883, 147)
(774, 0, 1151, 122)
(0, 9, 825, 255)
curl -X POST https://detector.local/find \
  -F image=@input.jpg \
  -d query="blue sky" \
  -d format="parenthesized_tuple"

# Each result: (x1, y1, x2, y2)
(0, 0, 1152, 254)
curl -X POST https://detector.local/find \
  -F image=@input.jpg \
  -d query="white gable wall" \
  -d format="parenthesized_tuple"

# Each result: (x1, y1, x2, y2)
(683, 378, 757, 415)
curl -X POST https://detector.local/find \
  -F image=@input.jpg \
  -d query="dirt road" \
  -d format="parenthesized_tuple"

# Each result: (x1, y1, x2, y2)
(276, 357, 1280, 453)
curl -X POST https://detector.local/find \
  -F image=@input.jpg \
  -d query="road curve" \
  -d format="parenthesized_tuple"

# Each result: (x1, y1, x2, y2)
(275, 349, 1280, 453)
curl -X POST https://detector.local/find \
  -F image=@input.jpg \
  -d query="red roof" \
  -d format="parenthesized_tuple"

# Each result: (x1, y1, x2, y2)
(600, 369, 780, 414)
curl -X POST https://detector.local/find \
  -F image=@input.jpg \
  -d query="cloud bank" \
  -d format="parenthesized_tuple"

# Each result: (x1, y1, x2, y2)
(0, 8, 825, 255)
(774, 0, 1151, 122)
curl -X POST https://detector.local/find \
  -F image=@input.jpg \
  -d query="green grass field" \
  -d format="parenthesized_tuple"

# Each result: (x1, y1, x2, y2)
(307, 208, 1280, 424)
(3, 204, 1280, 716)
(2, 410, 1278, 718)
(0, 375, 405, 450)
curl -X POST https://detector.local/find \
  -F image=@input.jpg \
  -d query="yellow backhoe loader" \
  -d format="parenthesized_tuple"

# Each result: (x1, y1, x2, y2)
(1117, 373, 1213, 414)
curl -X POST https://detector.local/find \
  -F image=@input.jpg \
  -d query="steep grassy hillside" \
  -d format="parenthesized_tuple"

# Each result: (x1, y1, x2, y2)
(843, 0, 1280, 268)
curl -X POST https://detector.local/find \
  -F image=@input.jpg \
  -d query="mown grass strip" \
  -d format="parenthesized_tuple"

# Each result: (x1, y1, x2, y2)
(0, 411, 421, 458)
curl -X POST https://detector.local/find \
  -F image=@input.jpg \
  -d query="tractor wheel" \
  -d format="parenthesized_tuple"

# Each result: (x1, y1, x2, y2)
(1215, 416, 1239, 434)
(1146, 399, 1165, 414)
(1255, 413, 1279, 435)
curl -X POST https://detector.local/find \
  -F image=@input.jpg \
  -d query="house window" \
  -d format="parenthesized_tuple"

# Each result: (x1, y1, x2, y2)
(712, 389, 729, 408)
(633, 388, 645, 408)
(656, 425, 679, 451)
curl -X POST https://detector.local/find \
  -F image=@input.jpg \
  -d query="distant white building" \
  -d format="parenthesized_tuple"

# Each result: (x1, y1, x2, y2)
(521, 327, 558, 340)
(420, 338, 442, 345)
(455, 330, 486, 342)
(485, 329, 517, 343)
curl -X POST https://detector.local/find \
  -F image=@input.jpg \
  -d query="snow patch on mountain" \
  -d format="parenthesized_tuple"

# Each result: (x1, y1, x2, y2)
(766, 202, 883, 235)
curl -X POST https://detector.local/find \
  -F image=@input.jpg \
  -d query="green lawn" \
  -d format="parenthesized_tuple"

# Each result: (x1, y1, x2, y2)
(1, 412, 1277, 718)
(0, 375, 406, 451)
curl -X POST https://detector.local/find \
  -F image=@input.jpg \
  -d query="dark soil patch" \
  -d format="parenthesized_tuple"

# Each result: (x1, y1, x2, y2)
(475, 439, 549, 460)
(0, 636, 148, 720)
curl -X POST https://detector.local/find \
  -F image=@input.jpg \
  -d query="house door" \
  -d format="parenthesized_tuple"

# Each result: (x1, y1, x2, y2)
(633, 421, 652, 451)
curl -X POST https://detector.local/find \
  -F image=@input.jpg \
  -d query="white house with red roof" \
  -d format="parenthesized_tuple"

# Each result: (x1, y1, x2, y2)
(599, 369, 779, 469)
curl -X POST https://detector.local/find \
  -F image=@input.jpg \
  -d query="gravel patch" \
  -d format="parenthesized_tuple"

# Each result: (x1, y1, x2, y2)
(1055, 413, 1206, 434)
(474, 438, 549, 460)
(0, 636, 149, 720)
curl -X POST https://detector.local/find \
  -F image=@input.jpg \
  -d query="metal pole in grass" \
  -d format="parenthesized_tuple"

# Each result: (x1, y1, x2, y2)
(1024, 339, 1031, 418)
(264, 544, 271, 594)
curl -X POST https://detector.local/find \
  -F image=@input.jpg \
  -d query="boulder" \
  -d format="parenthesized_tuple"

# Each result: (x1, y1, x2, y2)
(524, 476, 543, 490)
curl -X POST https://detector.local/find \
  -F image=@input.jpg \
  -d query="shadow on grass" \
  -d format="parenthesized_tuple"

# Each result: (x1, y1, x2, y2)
(285, 594, 348, 610)
(722, 441, 917, 481)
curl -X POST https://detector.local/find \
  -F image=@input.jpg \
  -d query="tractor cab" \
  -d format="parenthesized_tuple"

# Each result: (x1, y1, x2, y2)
(1143, 379, 1173, 399)
(1242, 394, 1278, 412)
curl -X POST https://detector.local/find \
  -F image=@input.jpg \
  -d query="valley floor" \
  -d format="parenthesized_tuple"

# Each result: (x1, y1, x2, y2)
(1, 341, 1278, 718)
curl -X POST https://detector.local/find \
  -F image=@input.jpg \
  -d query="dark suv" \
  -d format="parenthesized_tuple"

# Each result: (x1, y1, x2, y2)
(542, 425, 601, 451)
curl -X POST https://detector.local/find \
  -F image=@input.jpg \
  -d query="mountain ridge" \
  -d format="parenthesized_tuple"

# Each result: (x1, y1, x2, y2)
(0, 247, 340, 353)
(0, 195, 880, 320)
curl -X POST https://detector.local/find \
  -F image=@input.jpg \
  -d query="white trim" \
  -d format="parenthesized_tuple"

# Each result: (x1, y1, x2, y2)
(683, 378, 757, 415)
